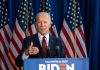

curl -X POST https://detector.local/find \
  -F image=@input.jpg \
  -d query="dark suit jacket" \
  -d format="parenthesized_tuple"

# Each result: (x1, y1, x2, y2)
(15, 33, 65, 67)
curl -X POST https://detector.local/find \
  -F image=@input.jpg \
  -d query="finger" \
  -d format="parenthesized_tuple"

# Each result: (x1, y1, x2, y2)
(29, 49, 39, 55)
(31, 51, 38, 55)
(32, 47, 38, 50)
(33, 47, 39, 53)
(30, 42, 33, 47)
(29, 46, 32, 51)
(29, 50, 35, 55)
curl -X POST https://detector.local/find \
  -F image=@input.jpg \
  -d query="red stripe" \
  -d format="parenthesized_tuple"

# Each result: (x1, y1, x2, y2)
(78, 26, 86, 45)
(28, 27, 33, 35)
(72, 32, 86, 57)
(9, 49, 16, 60)
(0, 33, 8, 53)
(14, 23, 24, 43)
(0, 34, 17, 70)
(50, 27, 56, 36)
(60, 36, 71, 58)
(3, 26, 10, 44)
(62, 25, 75, 55)
(0, 51, 9, 70)
(11, 37, 20, 53)
(9, 49, 19, 70)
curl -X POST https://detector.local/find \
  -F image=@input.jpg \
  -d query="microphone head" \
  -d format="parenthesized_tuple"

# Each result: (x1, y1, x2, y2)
(56, 46, 60, 58)
(46, 46, 50, 51)
(56, 46, 60, 50)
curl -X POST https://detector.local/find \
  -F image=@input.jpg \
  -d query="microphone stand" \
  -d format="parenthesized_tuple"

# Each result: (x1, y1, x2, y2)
(46, 46, 51, 58)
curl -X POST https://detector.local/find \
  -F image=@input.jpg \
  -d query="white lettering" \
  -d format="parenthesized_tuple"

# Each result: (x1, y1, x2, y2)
(51, 64, 60, 70)
(66, 64, 74, 70)
(39, 64, 46, 70)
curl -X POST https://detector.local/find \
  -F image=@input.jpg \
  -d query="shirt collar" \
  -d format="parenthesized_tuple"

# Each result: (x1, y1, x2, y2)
(38, 32, 49, 46)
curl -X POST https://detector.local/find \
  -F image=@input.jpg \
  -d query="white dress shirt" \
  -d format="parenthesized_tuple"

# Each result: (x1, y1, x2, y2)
(38, 32, 49, 47)
(22, 32, 49, 60)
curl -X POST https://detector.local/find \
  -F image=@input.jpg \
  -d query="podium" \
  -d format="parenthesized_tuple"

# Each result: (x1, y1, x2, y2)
(24, 58, 89, 70)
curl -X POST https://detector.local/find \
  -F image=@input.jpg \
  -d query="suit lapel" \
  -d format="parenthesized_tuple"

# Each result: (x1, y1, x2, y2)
(49, 35, 55, 53)
(33, 33, 42, 50)
(49, 34, 53, 48)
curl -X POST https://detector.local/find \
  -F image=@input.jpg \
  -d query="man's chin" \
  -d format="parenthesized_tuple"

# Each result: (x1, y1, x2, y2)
(40, 32, 47, 35)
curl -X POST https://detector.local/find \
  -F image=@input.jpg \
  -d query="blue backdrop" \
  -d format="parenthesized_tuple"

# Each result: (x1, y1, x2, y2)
(7, 0, 100, 70)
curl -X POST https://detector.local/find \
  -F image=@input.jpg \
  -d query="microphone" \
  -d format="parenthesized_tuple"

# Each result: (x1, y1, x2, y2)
(56, 46, 60, 58)
(46, 46, 51, 58)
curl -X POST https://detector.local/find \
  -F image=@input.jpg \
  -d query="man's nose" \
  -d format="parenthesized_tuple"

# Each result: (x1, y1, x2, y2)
(41, 22, 45, 26)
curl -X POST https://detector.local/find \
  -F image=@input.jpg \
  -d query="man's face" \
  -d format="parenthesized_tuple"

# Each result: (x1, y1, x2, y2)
(35, 14, 51, 35)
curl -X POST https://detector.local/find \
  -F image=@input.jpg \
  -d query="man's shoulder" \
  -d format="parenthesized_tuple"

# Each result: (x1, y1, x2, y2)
(24, 33, 38, 40)
(50, 35, 60, 42)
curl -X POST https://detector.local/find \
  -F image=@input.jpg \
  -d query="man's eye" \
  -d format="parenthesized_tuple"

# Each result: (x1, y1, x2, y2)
(44, 21, 47, 24)
(37, 22, 41, 24)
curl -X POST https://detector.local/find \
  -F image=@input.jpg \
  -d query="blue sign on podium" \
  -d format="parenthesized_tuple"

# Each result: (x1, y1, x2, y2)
(24, 58, 89, 70)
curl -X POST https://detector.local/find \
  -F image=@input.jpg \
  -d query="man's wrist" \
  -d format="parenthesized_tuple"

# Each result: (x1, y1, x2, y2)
(22, 52, 29, 60)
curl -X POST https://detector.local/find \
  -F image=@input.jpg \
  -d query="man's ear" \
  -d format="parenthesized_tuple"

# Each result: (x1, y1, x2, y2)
(49, 22, 52, 28)
(49, 24, 51, 28)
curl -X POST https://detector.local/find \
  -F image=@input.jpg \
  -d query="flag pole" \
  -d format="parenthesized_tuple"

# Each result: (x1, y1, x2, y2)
(42, 0, 46, 11)
(74, 0, 77, 58)
(26, 0, 28, 36)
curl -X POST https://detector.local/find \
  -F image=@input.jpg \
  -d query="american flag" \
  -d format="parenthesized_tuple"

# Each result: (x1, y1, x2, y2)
(25, 0, 36, 36)
(0, 0, 13, 70)
(9, 0, 35, 69)
(39, 0, 58, 37)
(60, 0, 87, 58)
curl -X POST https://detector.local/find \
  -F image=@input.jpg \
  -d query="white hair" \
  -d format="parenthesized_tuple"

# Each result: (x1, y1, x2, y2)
(35, 12, 51, 23)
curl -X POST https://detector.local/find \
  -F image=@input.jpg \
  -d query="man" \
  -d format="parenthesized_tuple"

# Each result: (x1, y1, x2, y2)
(15, 12, 66, 67)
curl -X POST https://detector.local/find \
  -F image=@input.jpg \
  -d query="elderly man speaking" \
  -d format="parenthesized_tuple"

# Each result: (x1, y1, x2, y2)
(15, 12, 66, 67)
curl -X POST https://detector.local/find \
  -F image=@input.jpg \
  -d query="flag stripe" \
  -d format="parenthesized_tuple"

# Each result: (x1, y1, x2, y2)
(0, 41, 14, 70)
(29, 26, 33, 35)
(15, 19, 25, 39)
(60, 30, 74, 57)
(78, 26, 85, 44)
(52, 25, 58, 37)
(75, 28, 87, 57)
(60, 19, 84, 57)
(50, 27, 56, 36)
(0, 27, 14, 69)
(0, 0, 14, 69)
(0, 51, 9, 70)
(59, 35, 71, 58)
(3, 25, 11, 44)
(11, 38, 20, 54)
(8, 51, 20, 70)
(31, 24, 37, 35)
(14, 23, 23, 44)
(60, 0, 87, 58)
(9, 49, 16, 60)
(65, 21, 84, 57)
(61, 20, 76, 57)
(0, 34, 16, 70)
(13, 31, 22, 50)
(5, 25, 12, 39)
(1, 28, 10, 50)
(62, 24, 75, 55)
(0, 58, 6, 70)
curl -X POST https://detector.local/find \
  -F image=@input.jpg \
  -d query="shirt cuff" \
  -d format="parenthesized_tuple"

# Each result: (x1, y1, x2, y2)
(22, 52, 29, 60)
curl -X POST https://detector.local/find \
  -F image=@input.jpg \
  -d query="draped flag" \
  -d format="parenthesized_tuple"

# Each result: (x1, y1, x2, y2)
(60, 0, 87, 58)
(0, 0, 13, 70)
(25, 0, 36, 36)
(9, 0, 35, 69)
(39, 0, 58, 37)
